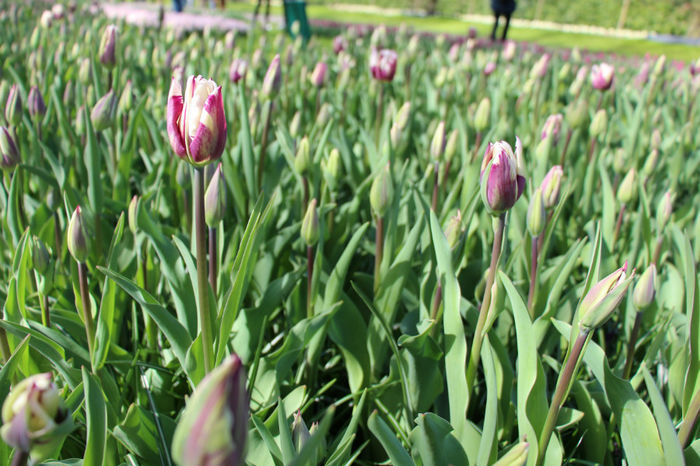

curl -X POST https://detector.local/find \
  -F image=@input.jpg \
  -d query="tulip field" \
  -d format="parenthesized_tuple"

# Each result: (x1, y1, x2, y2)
(3, 1, 700, 465)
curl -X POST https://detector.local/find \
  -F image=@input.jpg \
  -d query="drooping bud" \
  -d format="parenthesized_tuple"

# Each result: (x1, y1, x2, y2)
(590, 109, 607, 138)
(1, 373, 73, 462)
(205, 163, 227, 227)
(527, 187, 545, 237)
(301, 198, 320, 246)
(617, 169, 637, 204)
(27, 86, 46, 120)
(261, 54, 282, 99)
(493, 440, 529, 466)
(479, 138, 526, 216)
(5, 84, 22, 126)
(444, 210, 463, 250)
(370, 164, 394, 217)
(579, 262, 634, 330)
(171, 354, 248, 466)
(474, 97, 491, 133)
(540, 165, 563, 209)
(32, 236, 51, 274)
(590, 63, 614, 91)
(430, 121, 446, 161)
(67, 205, 89, 263)
(633, 264, 656, 310)
(91, 90, 117, 131)
(0, 126, 20, 171)
(98, 24, 118, 68)
(294, 136, 311, 175)
(656, 191, 672, 232)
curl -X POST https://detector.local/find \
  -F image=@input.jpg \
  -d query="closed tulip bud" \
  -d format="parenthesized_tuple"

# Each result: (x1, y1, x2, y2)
(75, 105, 86, 135)
(118, 80, 134, 116)
(590, 63, 614, 91)
(444, 129, 459, 163)
(310, 61, 328, 87)
(493, 440, 529, 466)
(294, 136, 311, 175)
(98, 24, 118, 68)
(633, 264, 656, 310)
(642, 149, 658, 177)
(480, 138, 526, 215)
(444, 210, 463, 250)
(289, 111, 302, 139)
(656, 191, 672, 231)
(261, 54, 282, 99)
(67, 206, 89, 263)
(78, 58, 91, 85)
(652, 55, 666, 76)
(434, 67, 447, 88)
(229, 58, 247, 84)
(484, 61, 496, 76)
(540, 165, 563, 209)
(91, 90, 117, 131)
(527, 187, 546, 237)
(394, 101, 411, 130)
(5, 84, 22, 126)
(28, 86, 46, 120)
(1, 373, 73, 462)
(530, 53, 550, 79)
(590, 109, 607, 138)
(172, 354, 248, 466)
(370, 164, 393, 217)
(0, 127, 20, 171)
(128, 195, 139, 234)
(617, 169, 637, 204)
(650, 129, 661, 150)
(613, 148, 627, 174)
(558, 63, 571, 81)
(322, 148, 341, 189)
(541, 113, 563, 144)
(369, 48, 398, 82)
(62, 82, 73, 106)
(502, 40, 516, 61)
(333, 35, 347, 54)
(301, 199, 320, 246)
(430, 121, 446, 161)
(167, 74, 227, 166)
(40, 10, 53, 28)
(474, 97, 491, 133)
(316, 103, 331, 126)
(566, 97, 588, 129)
(579, 262, 634, 330)
(32, 236, 51, 274)
(205, 163, 227, 227)
(390, 123, 402, 148)
(292, 411, 310, 452)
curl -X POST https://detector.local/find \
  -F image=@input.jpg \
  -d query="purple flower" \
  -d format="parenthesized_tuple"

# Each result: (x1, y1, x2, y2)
(483, 62, 496, 77)
(310, 61, 328, 87)
(541, 114, 563, 144)
(480, 138, 526, 215)
(229, 58, 247, 84)
(333, 35, 347, 54)
(591, 63, 614, 91)
(369, 48, 398, 82)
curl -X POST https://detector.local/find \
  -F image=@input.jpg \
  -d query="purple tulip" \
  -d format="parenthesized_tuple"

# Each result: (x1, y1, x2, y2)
(591, 63, 614, 91)
(483, 62, 496, 77)
(369, 48, 398, 82)
(28, 86, 46, 119)
(229, 58, 247, 84)
(480, 138, 526, 215)
(310, 61, 328, 87)
(0, 126, 20, 171)
(333, 35, 347, 54)
(98, 24, 118, 69)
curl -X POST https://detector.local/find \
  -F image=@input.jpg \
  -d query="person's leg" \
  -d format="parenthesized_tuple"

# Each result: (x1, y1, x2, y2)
(502, 13, 512, 41)
(491, 13, 500, 41)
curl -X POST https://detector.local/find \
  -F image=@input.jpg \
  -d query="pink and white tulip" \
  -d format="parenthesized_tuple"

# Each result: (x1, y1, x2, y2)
(369, 48, 398, 82)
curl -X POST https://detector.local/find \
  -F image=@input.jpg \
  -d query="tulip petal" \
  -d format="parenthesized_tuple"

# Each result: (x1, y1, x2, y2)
(167, 93, 186, 158)
(189, 89, 226, 165)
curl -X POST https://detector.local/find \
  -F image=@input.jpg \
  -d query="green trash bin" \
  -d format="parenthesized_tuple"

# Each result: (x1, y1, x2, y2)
(283, 0, 311, 42)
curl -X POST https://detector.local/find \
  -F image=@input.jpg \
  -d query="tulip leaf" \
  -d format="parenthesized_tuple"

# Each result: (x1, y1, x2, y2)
(82, 368, 107, 466)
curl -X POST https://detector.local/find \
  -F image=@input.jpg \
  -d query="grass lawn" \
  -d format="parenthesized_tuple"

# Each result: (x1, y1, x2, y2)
(219, 2, 700, 61)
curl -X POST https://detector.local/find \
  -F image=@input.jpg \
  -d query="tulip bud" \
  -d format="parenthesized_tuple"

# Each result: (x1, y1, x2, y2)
(316, 103, 331, 127)
(322, 148, 341, 190)
(333, 35, 347, 54)
(28, 86, 46, 120)
(0, 126, 20, 171)
(370, 164, 393, 217)
(5, 84, 22, 127)
(540, 165, 563, 208)
(527, 187, 545, 237)
(301, 198, 320, 246)
(390, 124, 402, 148)
(633, 264, 656, 310)
(394, 101, 411, 130)
(530, 53, 550, 79)
(474, 97, 491, 133)
(579, 262, 634, 330)
(480, 139, 526, 216)
(294, 136, 311, 175)
(292, 411, 310, 452)
(656, 191, 672, 232)
(652, 55, 666, 76)
(484, 62, 496, 77)
(91, 90, 117, 131)
(541, 114, 563, 144)
(430, 121, 446, 161)
(78, 58, 91, 85)
(1, 373, 73, 462)
(493, 440, 529, 466)
(32, 236, 51, 274)
(229, 58, 247, 84)
(617, 169, 637, 204)
(590, 109, 607, 138)
(98, 24, 118, 68)
(205, 163, 227, 227)
(40, 10, 53, 28)
(444, 129, 459, 163)
(67, 205, 89, 263)
(566, 98, 588, 129)
(118, 80, 134, 116)
(444, 210, 463, 250)
(369, 48, 398, 82)
(289, 111, 302, 139)
(128, 195, 139, 234)
(642, 149, 658, 177)
(62, 82, 73, 106)
(310, 61, 328, 88)
(261, 54, 282, 99)
(172, 354, 248, 466)
(590, 63, 614, 91)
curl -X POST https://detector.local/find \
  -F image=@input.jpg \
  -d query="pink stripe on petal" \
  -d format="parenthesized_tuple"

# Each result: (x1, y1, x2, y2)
(211, 87, 227, 159)
(189, 122, 215, 164)
(167, 95, 186, 158)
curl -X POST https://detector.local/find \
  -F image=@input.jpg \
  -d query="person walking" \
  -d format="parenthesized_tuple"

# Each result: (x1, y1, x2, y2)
(490, 0, 516, 41)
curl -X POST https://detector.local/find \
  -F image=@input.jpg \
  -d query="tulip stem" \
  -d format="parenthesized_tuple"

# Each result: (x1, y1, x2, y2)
(431, 161, 439, 213)
(559, 128, 573, 167)
(466, 213, 506, 401)
(375, 85, 384, 145)
(613, 203, 626, 247)
(679, 387, 700, 448)
(307, 245, 315, 319)
(537, 328, 590, 466)
(78, 262, 95, 363)
(0, 325, 11, 363)
(623, 311, 643, 379)
(374, 215, 384, 294)
(527, 235, 539, 317)
(652, 235, 663, 266)
(209, 227, 217, 297)
(472, 132, 482, 162)
(40, 293, 51, 328)
(430, 283, 443, 335)
(10, 449, 28, 466)
(140, 246, 156, 348)
(258, 101, 273, 192)
(302, 176, 309, 213)
(53, 211, 62, 263)
(194, 168, 213, 374)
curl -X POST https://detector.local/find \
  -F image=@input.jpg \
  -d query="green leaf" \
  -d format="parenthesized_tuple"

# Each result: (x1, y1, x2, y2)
(368, 410, 415, 466)
(410, 412, 468, 466)
(477, 335, 498, 466)
(642, 365, 685, 465)
(82, 367, 107, 466)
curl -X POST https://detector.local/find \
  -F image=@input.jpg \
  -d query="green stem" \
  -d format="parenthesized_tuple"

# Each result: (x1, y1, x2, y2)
(652, 235, 663, 266)
(194, 168, 213, 373)
(537, 329, 590, 465)
(466, 213, 506, 398)
(375, 84, 384, 145)
(623, 311, 643, 379)
(431, 161, 439, 213)
(208, 227, 218, 298)
(257, 101, 273, 193)
(307, 245, 315, 318)
(78, 262, 95, 362)
(613, 203, 626, 248)
(0, 325, 11, 363)
(527, 235, 539, 316)
(679, 387, 700, 448)
(40, 293, 50, 328)
(374, 215, 384, 294)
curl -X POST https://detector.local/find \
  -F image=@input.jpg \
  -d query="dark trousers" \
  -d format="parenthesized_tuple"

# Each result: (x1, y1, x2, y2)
(173, 0, 183, 12)
(491, 13, 512, 41)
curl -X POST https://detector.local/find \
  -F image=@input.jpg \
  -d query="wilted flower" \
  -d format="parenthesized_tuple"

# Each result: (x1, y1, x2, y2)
(301, 198, 320, 246)
(1, 373, 73, 462)
(167, 73, 227, 166)
(172, 354, 248, 466)
(540, 165, 563, 208)
(541, 114, 563, 144)
(0, 126, 20, 171)
(205, 163, 227, 227)
(67, 205, 89, 263)
(480, 138, 526, 215)
(98, 24, 118, 68)
(591, 63, 614, 91)
(229, 58, 247, 84)
(369, 48, 398, 82)
(310, 61, 328, 87)
(579, 262, 634, 330)
(633, 264, 656, 310)
(261, 54, 282, 98)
